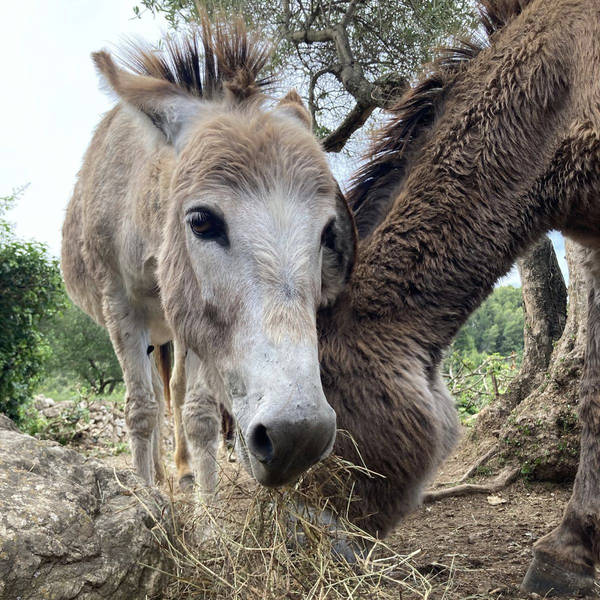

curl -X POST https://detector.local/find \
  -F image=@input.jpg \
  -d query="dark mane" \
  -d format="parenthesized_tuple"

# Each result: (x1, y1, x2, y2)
(118, 15, 271, 103)
(348, 0, 535, 239)
(479, 0, 534, 37)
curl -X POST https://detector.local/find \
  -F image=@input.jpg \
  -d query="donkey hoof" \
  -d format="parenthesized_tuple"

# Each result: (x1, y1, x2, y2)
(178, 473, 195, 492)
(521, 555, 595, 597)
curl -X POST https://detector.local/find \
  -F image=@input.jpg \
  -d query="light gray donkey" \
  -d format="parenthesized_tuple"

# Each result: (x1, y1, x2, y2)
(61, 17, 356, 497)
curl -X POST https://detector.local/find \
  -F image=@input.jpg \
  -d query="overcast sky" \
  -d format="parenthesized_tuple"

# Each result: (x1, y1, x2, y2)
(1, 1, 167, 255)
(0, 1, 566, 287)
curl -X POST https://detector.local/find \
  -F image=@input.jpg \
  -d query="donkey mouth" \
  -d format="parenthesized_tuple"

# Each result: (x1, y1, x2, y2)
(237, 428, 337, 488)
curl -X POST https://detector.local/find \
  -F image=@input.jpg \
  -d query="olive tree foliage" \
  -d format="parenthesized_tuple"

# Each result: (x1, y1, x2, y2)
(135, 0, 476, 152)
(0, 191, 63, 422)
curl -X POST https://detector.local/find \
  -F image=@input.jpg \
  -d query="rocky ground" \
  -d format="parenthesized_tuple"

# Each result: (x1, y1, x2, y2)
(0, 412, 174, 600)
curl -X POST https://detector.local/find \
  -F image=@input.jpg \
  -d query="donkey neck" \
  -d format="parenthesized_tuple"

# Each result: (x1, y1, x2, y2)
(346, 16, 574, 361)
(350, 180, 545, 359)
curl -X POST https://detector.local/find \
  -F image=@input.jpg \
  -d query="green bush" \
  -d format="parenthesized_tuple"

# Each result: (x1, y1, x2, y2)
(0, 191, 63, 423)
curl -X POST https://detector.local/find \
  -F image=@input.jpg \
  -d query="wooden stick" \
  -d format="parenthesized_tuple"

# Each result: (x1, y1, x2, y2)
(423, 467, 520, 503)
(435, 445, 499, 487)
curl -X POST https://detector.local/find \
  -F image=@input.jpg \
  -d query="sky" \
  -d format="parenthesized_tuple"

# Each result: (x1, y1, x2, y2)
(0, 1, 167, 255)
(0, 1, 567, 287)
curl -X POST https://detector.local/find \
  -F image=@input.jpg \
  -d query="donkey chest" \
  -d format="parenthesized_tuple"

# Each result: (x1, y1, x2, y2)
(121, 253, 171, 343)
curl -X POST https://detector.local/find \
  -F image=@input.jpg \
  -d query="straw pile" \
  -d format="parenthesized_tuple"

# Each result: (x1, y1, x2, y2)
(133, 432, 436, 600)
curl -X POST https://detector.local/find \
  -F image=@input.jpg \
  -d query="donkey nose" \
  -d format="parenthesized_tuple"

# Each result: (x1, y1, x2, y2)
(247, 423, 274, 464)
(246, 405, 336, 487)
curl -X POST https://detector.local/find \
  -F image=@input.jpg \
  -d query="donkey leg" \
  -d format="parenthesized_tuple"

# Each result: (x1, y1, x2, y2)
(182, 352, 221, 502)
(171, 341, 194, 491)
(521, 252, 600, 596)
(150, 358, 166, 484)
(103, 295, 158, 484)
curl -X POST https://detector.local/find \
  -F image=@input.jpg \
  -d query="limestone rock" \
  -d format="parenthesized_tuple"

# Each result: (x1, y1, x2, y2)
(0, 416, 173, 599)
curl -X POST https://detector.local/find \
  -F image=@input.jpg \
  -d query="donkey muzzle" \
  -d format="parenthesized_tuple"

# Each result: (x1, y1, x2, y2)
(244, 402, 336, 487)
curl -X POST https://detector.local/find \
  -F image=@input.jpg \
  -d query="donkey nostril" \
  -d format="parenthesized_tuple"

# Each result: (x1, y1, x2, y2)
(249, 424, 274, 464)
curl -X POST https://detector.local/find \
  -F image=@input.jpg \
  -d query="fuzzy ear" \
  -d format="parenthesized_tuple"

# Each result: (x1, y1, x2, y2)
(92, 50, 203, 147)
(275, 89, 312, 129)
(320, 184, 357, 308)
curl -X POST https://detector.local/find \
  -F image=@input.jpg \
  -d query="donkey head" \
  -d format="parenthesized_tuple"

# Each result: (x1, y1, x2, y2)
(93, 40, 356, 487)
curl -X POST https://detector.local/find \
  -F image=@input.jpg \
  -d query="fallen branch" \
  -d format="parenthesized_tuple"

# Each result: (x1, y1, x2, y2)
(435, 445, 498, 487)
(423, 467, 520, 503)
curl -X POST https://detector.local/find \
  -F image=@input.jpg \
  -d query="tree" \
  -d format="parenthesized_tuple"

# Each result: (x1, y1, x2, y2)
(43, 297, 122, 395)
(498, 239, 583, 480)
(457, 237, 582, 484)
(135, 0, 476, 152)
(472, 237, 567, 427)
(0, 192, 63, 422)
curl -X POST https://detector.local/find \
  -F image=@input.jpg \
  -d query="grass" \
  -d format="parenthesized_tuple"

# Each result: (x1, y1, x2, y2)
(36, 376, 125, 406)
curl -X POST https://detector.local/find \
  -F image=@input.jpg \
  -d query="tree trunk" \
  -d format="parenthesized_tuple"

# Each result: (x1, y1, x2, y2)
(512, 236, 568, 399)
(473, 235, 567, 434)
(497, 240, 586, 480)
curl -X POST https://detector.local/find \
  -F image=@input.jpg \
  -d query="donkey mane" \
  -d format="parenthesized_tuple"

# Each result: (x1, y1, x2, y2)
(348, 0, 535, 239)
(118, 16, 272, 103)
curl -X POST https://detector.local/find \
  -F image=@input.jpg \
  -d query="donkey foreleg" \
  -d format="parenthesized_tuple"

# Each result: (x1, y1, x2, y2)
(522, 252, 600, 596)
(182, 352, 221, 501)
(150, 357, 167, 484)
(103, 295, 158, 485)
(171, 340, 195, 491)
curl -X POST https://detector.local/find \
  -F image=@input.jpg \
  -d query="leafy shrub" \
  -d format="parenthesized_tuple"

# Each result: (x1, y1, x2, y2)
(444, 286, 524, 422)
(0, 191, 63, 423)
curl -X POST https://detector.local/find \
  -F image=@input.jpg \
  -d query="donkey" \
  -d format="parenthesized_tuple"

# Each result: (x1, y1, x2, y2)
(308, 0, 600, 595)
(61, 18, 356, 495)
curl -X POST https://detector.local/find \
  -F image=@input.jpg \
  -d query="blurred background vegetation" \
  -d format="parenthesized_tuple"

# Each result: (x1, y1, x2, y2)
(1, 190, 122, 434)
(444, 287, 524, 423)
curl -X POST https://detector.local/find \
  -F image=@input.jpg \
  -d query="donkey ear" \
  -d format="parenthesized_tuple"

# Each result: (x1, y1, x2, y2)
(275, 89, 312, 129)
(320, 184, 357, 308)
(92, 50, 202, 147)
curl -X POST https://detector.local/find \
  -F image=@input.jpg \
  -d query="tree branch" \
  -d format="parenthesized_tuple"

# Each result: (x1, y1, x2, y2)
(435, 445, 499, 487)
(322, 101, 375, 152)
(341, 0, 361, 26)
(308, 66, 336, 121)
(288, 28, 336, 43)
(283, 1, 407, 148)
(423, 467, 520, 503)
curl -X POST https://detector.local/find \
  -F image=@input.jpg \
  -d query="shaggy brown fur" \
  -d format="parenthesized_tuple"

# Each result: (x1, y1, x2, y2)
(347, 0, 529, 239)
(319, 0, 600, 594)
(347, 38, 483, 239)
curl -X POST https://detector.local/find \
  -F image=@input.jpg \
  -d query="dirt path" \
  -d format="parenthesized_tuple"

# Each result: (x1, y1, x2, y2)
(390, 443, 599, 598)
(395, 480, 572, 598)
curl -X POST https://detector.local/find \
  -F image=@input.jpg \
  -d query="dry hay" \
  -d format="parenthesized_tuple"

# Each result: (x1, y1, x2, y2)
(127, 431, 435, 600)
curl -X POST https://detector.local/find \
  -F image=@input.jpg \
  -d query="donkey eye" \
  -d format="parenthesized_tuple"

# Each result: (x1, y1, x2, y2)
(321, 219, 336, 250)
(188, 209, 229, 247)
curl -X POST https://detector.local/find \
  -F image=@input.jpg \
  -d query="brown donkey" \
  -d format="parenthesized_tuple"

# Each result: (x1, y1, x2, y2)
(314, 0, 600, 594)
(62, 18, 356, 496)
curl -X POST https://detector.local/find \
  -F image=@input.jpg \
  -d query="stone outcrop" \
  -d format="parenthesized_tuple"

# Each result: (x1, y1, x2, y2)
(0, 416, 173, 599)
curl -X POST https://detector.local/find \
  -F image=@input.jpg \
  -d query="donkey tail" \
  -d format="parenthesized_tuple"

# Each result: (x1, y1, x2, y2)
(156, 342, 173, 415)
